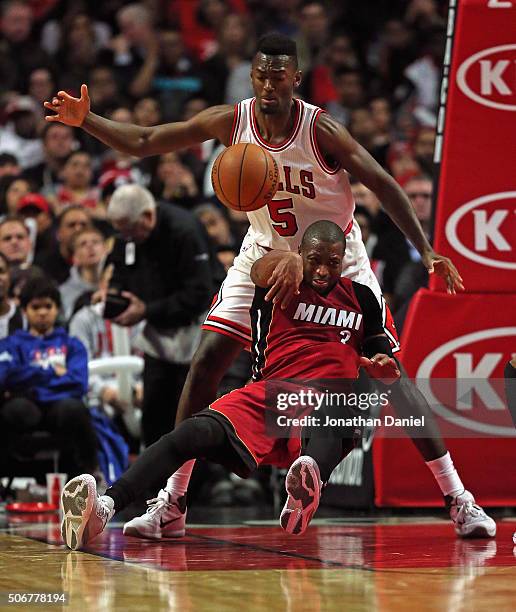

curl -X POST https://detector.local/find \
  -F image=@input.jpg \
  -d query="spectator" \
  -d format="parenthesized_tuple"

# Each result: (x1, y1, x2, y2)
(23, 123, 77, 193)
(105, 184, 215, 445)
(0, 176, 31, 216)
(294, 0, 330, 73)
(348, 107, 379, 154)
(133, 97, 161, 127)
(413, 126, 436, 177)
(0, 216, 44, 299)
(393, 174, 433, 328)
(27, 67, 56, 108)
(354, 205, 378, 260)
(200, 13, 254, 106)
(0, 277, 96, 478)
(88, 66, 124, 117)
(50, 150, 99, 216)
(0, 0, 51, 94)
(155, 152, 199, 208)
(16, 193, 55, 260)
(0, 96, 44, 169)
(194, 202, 234, 247)
(216, 244, 237, 272)
(327, 69, 366, 128)
(0, 154, 21, 179)
(34, 205, 92, 284)
(59, 227, 107, 321)
(0, 252, 24, 338)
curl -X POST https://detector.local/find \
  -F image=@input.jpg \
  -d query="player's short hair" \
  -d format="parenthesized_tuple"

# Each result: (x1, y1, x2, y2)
(256, 34, 297, 63)
(20, 276, 61, 309)
(301, 220, 346, 251)
(107, 184, 156, 223)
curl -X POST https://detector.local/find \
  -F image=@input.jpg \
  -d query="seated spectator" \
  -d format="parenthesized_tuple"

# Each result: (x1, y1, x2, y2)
(16, 193, 55, 261)
(326, 68, 366, 128)
(393, 174, 433, 329)
(216, 245, 237, 272)
(49, 151, 99, 216)
(0, 252, 23, 338)
(88, 66, 124, 117)
(35, 205, 92, 284)
(354, 205, 378, 260)
(194, 202, 235, 247)
(413, 126, 436, 177)
(24, 123, 77, 193)
(155, 152, 199, 208)
(0, 153, 21, 179)
(26, 67, 57, 109)
(0, 96, 44, 170)
(0, 277, 97, 479)
(59, 228, 107, 321)
(0, 176, 31, 216)
(0, 216, 45, 298)
(133, 97, 161, 127)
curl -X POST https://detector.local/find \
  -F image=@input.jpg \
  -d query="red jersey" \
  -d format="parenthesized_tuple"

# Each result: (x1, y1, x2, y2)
(250, 277, 384, 381)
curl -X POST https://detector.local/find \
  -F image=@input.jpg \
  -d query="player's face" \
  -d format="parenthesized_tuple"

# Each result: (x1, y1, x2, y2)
(251, 54, 301, 115)
(301, 240, 344, 295)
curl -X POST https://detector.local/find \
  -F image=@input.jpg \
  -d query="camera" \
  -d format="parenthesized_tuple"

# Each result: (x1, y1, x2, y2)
(103, 292, 130, 319)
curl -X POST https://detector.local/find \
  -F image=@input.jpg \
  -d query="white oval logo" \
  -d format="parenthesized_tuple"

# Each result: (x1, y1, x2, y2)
(416, 327, 516, 436)
(456, 44, 516, 111)
(445, 191, 516, 270)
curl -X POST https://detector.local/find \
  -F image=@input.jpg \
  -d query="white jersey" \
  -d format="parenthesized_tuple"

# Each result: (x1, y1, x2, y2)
(231, 97, 355, 251)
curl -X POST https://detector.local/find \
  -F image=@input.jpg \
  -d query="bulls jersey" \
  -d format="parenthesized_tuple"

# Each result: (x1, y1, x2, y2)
(250, 278, 384, 381)
(231, 97, 355, 250)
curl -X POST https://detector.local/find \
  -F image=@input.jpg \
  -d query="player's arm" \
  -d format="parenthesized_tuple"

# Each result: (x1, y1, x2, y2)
(44, 84, 234, 157)
(316, 114, 464, 294)
(352, 282, 400, 383)
(250, 250, 303, 308)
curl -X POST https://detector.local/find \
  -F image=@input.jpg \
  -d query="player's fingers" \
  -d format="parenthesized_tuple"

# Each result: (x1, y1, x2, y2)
(81, 83, 89, 100)
(44, 115, 61, 122)
(359, 356, 371, 367)
(279, 286, 297, 310)
(57, 90, 76, 101)
(43, 101, 56, 110)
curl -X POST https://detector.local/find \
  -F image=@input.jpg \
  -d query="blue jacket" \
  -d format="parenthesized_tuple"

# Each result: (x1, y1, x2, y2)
(0, 328, 88, 404)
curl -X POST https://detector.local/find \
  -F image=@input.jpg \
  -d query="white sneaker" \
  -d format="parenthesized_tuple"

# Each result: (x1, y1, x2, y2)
(61, 474, 114, 550)
(280, 456, 321, 536)
(123, 489, 186, 539)
(449, 490, 496, 538)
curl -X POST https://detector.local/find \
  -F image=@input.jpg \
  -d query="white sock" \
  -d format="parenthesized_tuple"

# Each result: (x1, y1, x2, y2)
(165, 459, 196, 498)
(425, 452, 464, 498)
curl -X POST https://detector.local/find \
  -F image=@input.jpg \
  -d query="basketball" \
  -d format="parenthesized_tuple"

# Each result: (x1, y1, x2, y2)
(211, 143, 279, 212)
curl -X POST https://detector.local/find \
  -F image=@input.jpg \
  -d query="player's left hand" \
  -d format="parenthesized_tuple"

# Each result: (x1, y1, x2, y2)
(265, 252, 303, 309)
(359, 354, 400, 385)
(422, 249, 464, 294)
(113, 291, 146, 326)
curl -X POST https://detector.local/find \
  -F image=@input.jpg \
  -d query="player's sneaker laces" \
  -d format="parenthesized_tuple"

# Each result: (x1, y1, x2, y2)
(280, 456, 321, 535)
(448, 490, 496, 538)
(60, 474, 114, 551)
(123, 489, 186, 539)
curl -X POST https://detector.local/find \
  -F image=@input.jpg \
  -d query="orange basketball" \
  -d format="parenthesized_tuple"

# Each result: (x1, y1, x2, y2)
(211, 143, 279, 212)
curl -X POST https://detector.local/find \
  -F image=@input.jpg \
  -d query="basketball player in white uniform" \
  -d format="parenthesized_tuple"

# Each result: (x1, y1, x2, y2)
(45, 34, 495, 540)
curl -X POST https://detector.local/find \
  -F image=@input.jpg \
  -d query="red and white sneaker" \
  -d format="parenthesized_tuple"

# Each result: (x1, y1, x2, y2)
(448, 490, 496, 538)
(280, 456, 321, 536)
(123, 490, 186, 539)
(60, 474, 114, 551)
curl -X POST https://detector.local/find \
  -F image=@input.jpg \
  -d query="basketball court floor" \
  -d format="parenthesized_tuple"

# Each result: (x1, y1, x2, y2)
(1, 507, 516, 611)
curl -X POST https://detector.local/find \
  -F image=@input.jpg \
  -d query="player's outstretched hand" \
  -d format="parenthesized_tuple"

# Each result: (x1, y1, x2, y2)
(265, 252, 303, 309)
(43, 84, 90, 127)
(359, 354, 400, 385)
(422, 249, 464, 294)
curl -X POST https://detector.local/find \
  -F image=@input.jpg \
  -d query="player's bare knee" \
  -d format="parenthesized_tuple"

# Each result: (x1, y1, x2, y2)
(190, 332, 241, 379)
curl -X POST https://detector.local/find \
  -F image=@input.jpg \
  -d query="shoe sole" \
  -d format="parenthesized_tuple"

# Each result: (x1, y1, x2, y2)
(60, 475, 96, 551)
(280, 459, 320, 535)
(456, 523, 496, 539)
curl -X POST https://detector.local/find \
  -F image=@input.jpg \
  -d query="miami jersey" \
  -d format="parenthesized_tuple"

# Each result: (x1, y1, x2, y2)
(250, 278, 384, 381)
(231, 97, 355, 250)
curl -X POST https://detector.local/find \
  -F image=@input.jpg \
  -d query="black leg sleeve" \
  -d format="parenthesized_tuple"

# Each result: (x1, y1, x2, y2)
(105, 415, 227, 512)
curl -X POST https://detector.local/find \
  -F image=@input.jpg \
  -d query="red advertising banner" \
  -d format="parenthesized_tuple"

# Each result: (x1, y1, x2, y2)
(374, 289, 516, 506)
(430, 0, 516, 293)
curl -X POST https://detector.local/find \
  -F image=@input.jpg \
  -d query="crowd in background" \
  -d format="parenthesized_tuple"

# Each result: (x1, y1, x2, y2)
(0, 0, 447, 502)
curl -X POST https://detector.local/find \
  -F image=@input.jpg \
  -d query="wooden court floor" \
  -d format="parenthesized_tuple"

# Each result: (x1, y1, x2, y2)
(1, 512, 516, 611)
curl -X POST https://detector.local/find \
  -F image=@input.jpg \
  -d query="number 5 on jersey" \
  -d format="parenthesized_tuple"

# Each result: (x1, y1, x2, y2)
(267, 198, 299, 237)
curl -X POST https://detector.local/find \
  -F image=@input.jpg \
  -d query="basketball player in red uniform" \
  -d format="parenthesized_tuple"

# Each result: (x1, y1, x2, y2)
(45, 34, 495, 539)
(60, 221, 401, 549)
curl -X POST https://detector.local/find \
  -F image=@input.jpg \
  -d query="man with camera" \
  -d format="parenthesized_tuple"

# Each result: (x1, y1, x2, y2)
(104, 184, 216, 446)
